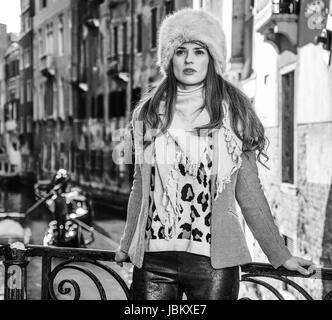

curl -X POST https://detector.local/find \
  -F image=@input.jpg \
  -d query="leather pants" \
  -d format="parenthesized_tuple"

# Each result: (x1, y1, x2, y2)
(129, 252, 240, 300)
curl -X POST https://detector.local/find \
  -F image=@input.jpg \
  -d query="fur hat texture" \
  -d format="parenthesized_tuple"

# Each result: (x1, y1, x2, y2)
(157, 8, 227, 76)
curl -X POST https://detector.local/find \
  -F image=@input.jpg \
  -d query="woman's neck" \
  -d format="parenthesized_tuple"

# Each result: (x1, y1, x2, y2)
(173, 83, 205, 128)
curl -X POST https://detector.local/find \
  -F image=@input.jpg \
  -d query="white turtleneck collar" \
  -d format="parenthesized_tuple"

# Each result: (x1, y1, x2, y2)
(177, 83, 205, 96)
(172, 82, 207, 130)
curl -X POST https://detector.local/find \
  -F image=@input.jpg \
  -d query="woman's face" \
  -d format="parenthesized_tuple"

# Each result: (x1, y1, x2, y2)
(172, 42, 209, 90)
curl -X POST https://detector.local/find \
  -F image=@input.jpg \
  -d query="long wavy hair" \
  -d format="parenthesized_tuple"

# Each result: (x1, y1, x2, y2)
(131, 50, 270, 168)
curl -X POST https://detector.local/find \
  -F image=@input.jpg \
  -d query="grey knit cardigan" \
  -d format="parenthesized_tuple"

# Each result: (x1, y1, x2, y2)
(118, 109, 292, 269)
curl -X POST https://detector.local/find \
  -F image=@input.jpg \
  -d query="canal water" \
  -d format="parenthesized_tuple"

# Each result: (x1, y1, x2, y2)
(0, 184, 133, 300)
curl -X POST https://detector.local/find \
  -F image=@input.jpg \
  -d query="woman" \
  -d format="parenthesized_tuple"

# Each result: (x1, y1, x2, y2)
(115, 8, 314, 300)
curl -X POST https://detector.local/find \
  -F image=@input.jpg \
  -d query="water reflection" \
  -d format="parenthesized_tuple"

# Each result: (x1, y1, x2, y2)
(0, 185, 48, 219)
(0, 184, 126, 247)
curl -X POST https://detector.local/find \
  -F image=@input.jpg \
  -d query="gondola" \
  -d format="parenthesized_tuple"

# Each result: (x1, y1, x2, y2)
(32, 170, 95, 248)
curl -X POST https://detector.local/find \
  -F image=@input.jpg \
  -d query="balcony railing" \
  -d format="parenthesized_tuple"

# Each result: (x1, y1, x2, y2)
(1, 244, 332, 300)
(272, 0, 300, 14)
(107, 54, 130, 76)
(40, 54, 55, 78)
(257, 0, 300, 53)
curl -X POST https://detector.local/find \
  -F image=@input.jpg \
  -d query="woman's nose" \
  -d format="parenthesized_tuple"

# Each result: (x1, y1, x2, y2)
(185, 51, 194, 64)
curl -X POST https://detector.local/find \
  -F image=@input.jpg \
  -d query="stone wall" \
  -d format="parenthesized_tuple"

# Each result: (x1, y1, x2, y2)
(241, 122, 332, 299)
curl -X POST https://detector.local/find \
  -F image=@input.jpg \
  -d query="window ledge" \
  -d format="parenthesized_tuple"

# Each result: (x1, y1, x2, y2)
(280, 183, 297, 195)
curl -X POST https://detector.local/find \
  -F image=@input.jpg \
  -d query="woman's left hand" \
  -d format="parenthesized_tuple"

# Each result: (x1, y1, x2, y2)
(282, 256, 315, 276)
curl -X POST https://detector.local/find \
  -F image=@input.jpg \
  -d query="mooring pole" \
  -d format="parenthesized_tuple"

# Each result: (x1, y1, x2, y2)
(2, 243, 29, 300)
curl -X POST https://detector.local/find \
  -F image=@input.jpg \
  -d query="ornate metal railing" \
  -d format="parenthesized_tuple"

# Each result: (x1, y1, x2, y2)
(1, 244, 332, 300)
(0, 244, 130, 300)
(241, 263, 332, 300)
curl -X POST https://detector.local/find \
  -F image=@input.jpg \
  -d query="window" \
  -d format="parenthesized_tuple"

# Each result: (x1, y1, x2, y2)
(26, 16, 31, 31)
(151, 8, 157, 49)
(165, 0, 175, 15)
(113, 26, 118, 57)
(90, 151, 96, 176)
(46, 23, 54, 54)
(76, 150, 83, 175)
(97, 94, 104, 119)
(23, 48, 31, 68)
(137, 14, 142, 53)
(281, 71, 295, 184)
(122, 22, 127, 55)
(21, 17, 26, 33)
(78, 91, 86, 119)
(27, 116, 32, 133)
(51, 142, 56, 171)
(39, 29, 45, 57)
(99, 32, 104, 63)
(91, 96, 96, 119)
(22, 16, 32, 33)
(58, 15, 64, 55)
(20, 117, 24, 134)
(20, 83, 25, 103)
(91, 150, 104, 177)
(59, 142, 66, 169)
(40, 0, 47, 9)
(39, 83, 44, 119)
(109, 90, 126, 118)
(45, 79, 54, 117)
(58, 77, 65, 119)
(42, 143, 47, 171)
(264, 74, 270, 85)
(69, 141, 75, 172)
(26, 80, 32, 102)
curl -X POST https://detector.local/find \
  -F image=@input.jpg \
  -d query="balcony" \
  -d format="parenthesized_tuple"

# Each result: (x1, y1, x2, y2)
(40, 54, 55, 78)
(107, 54, 130, 80)
(257, 0, 300, 54)
(1, 244, 332, 300)
(5, 120, 18, 132)
(84, 18, 100, 31)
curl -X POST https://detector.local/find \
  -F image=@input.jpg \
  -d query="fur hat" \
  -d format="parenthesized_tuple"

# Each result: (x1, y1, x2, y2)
(157, 8, 227, 76)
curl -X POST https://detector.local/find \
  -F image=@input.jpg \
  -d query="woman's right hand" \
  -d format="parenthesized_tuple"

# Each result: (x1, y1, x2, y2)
(115, 250, 129, 267)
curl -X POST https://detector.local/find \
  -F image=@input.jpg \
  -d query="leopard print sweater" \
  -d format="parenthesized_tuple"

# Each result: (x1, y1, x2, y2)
(145, 134, 214, 257)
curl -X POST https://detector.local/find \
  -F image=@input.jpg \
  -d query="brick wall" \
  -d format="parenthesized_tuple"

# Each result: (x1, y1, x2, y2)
(241, 122, 332, 299)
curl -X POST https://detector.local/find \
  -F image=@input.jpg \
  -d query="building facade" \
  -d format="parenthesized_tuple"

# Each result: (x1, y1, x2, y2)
(68, 0, 193, 210)
(209, 0, 332, 299)
(19, 0, 35, 183)
(0, 24, 8, 173)
(32, 0, 74, 180)
(2, 33, 21, 178)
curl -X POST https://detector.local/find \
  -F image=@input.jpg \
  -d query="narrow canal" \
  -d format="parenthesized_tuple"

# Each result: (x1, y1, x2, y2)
(0, 184, 133, 300)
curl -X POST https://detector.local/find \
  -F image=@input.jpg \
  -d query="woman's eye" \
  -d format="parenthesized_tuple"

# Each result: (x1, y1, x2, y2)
(175, 50, 185, 56)
(195, 50, 205, 55)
